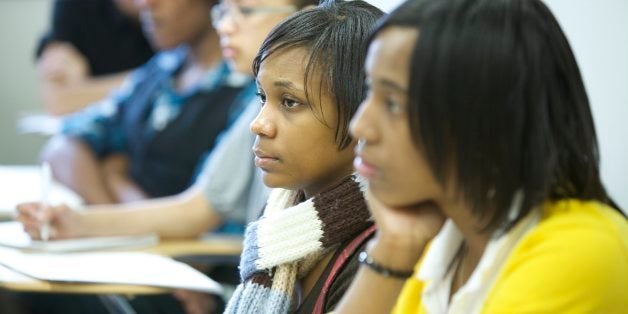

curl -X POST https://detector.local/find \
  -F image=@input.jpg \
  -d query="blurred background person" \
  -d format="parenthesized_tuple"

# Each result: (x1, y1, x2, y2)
(36, 0, 155, 115)
(39, 0, 250, 205)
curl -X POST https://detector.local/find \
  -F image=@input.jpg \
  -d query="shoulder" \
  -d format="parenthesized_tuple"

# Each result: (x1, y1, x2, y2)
(484, 200, 628, 313)
(113, 47, 187, 92)
(132, 46, 187, 77)
(51, 0, 111, 27)
(522, 200, 627, 267)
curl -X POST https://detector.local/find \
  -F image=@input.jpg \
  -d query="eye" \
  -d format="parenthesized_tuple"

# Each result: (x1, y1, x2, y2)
(385, 98, 404, 115)
(281, 97, 301, 109)
(256, 91, 266, 106)
(238, 6, 255, 17)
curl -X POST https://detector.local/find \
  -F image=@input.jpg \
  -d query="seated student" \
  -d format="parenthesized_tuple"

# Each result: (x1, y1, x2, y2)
(42, 0, 248, 205)
(336, 0, 628, 313)
(16, 0, 314, 313)
(36, 0, 155, 115)
(18, 0, 318, 241)
(223, 1, 383, 313)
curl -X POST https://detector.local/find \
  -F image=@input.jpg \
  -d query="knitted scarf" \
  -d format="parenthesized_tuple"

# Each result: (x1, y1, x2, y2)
(224, 175, 371, 313)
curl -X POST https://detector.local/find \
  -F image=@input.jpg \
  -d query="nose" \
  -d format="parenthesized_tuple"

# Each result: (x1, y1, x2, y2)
(214, 12, 237, 36)
(250, 106, 277, 138)
(349, 94, 379, 145)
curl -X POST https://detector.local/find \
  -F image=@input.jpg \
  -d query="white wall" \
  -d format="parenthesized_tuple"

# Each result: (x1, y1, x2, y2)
(0, 0, 51, 164)
(543, 0, 628, 210)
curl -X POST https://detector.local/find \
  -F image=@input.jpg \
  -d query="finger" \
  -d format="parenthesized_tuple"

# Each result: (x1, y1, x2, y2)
(15, 213, 39, 227)
(24, 225, 42, 240)
(17, 202, 42, 213)
(16, 203, 43, 221)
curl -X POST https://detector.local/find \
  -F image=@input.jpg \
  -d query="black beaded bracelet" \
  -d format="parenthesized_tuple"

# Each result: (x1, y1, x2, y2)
(358, 251, 414, 279)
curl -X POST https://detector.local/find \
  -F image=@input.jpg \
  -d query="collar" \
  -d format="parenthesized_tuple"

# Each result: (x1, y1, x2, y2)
(417, 195, 541, 314)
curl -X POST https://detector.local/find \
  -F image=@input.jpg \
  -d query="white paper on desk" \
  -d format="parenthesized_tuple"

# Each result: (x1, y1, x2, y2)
(0, 259, 38, 284)
(0, 222, 159, 253)
(0, 165, 83, 219)
(0, 250, 223, 294)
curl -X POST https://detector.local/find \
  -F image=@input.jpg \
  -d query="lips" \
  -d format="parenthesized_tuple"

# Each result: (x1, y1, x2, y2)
(253, 148, 280, 170)
(221, 46, 238, 59)
(353, 155, 380, 179)
(219, 38, 238, 59)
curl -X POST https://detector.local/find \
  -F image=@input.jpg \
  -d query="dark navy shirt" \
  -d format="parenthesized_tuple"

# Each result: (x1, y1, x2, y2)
(36, 0, 154, 76)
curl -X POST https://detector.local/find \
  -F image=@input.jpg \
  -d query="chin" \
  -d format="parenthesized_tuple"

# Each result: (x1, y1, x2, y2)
(149, 37, 177, 51)
(261, 174, 282, 189)
(370, 184, 422, 208)
(261, 173, 297, 191)
(233, 62, 251, 75)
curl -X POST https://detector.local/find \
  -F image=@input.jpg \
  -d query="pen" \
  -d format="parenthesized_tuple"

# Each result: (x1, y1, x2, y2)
(40, 162, 52, 241)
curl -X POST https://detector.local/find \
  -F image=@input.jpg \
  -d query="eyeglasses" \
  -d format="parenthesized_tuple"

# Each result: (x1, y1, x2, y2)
(210, 4, 296, 28)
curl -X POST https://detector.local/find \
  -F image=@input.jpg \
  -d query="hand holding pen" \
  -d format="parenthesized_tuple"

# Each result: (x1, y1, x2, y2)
(16, 165, 79, 240)
(39, 162, 52, 241)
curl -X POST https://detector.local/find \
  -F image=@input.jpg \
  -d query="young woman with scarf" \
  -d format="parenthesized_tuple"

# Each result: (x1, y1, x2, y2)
(224, 1, 383, 313)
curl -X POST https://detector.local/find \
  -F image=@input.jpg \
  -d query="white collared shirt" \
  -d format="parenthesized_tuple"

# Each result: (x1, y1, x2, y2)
(417, 210, 540, 314)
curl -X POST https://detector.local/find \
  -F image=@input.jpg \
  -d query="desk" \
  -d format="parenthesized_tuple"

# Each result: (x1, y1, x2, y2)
(0, 236, 242, 294)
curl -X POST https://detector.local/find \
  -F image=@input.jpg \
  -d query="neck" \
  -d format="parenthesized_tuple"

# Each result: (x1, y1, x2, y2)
(186, 27, 221, 69)
(439, 198, 491, 280)
(303, 166, 355, 199)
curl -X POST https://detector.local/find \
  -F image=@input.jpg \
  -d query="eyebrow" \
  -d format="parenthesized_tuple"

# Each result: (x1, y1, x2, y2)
(273, 80, 301, 91)
(370, 77, 407, 94)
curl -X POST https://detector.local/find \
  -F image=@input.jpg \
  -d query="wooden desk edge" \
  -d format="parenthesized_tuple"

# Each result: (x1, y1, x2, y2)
(0, 280, 166, 295)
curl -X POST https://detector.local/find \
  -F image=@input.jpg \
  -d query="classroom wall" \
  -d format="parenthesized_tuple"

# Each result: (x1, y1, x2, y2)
(0, 0, 51, 165)
(542, 0, 628, 212)
(0, 0, 626, 209)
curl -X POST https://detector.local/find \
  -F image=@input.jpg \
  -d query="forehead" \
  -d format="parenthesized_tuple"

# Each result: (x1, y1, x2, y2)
(258, 47, 310, 82)
(259, 47, 335, 110)
(366, 27, 418, 89)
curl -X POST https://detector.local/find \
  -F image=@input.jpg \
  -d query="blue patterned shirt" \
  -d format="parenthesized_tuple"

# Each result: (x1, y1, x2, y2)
(61, 46, 242, 158)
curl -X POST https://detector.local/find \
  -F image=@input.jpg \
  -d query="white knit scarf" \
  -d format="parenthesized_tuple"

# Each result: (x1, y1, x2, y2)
(225, 175, 371, 313)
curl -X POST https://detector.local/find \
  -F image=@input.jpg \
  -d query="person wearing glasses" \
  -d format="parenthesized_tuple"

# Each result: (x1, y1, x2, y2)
(18, 0, 316, 313)
(35, 0, 249, 209)
(19, 0, 317, 247)
(223, 1, 384, 313)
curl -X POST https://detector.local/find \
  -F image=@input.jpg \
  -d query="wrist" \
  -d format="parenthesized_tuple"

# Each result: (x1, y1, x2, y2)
(366, 236, 428, 272)
(358, 251, 414, 279)
(71, 210, 99, 237)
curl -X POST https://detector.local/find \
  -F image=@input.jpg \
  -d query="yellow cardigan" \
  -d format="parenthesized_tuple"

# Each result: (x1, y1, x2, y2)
(393, 200, 628, 313)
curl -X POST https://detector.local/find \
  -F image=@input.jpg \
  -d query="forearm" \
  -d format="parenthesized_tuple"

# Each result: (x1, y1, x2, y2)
(41, 136, 116, 204)
(41, 72, 129, 116)
(104, 170, 149, 203)
(73, 187, 222, 239)
(335, 238, 426, 313)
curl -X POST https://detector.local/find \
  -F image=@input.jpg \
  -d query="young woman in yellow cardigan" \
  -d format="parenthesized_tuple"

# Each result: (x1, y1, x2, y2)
(336, 0, 628, 313)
